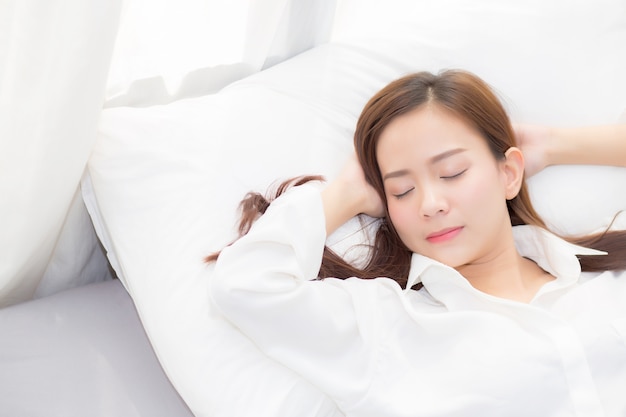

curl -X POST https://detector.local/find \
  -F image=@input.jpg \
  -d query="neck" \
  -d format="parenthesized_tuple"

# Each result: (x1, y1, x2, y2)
(455, 234, 554, 303)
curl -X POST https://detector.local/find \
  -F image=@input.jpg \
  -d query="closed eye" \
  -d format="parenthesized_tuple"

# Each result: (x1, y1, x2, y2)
(441, 169, 467, 180)
(393, 188, 414, 199)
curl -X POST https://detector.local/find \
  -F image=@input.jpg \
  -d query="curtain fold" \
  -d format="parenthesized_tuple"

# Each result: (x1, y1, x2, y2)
(0, 0, 123, 307)
(104, 0, 336, 108)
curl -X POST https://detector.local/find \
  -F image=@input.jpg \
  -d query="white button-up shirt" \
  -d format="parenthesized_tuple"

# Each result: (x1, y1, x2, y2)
(210, 185, 626, 417)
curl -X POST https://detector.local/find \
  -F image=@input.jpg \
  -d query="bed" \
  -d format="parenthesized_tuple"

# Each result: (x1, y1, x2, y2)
(2, 1, 626, 416)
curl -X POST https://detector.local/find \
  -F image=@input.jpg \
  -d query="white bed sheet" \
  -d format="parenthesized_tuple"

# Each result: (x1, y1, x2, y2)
(0, 280, 194, 417)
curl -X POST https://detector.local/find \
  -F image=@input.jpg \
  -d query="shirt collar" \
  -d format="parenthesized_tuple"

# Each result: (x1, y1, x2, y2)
(404, 225, 606, 305)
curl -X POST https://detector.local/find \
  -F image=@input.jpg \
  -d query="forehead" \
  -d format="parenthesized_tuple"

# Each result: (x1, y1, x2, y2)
(376, 104, 487, 162)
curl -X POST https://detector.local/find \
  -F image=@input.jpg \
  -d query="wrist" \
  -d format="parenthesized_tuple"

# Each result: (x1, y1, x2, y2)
(544, 126, 566, 167)
(321, 179, 364, 236)
(548, 126, 592, 167)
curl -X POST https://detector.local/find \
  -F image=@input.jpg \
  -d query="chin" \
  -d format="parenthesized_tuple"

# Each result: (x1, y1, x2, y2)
(422, 250, 471, 269)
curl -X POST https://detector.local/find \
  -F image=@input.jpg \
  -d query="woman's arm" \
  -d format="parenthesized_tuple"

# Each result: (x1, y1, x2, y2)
(321, 153, 385, 236)
(209, 158, 387, 404)
(515, 124, 626, 177)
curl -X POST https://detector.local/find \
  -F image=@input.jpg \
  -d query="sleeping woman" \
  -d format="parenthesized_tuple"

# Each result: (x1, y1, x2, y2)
(208, 69, 626, 417)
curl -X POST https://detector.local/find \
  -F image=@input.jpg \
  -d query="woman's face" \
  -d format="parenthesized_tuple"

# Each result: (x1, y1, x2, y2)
(376, 104, 516, 268)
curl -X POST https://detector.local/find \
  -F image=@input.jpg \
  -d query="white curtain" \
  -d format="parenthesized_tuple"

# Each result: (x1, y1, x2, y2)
(105, 0, 336, 107)
(0, 0, 336, 307)
(0, 0, 123, 307)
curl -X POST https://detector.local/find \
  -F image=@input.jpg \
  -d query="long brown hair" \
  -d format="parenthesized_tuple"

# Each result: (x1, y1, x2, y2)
(207, 70, 626, 286)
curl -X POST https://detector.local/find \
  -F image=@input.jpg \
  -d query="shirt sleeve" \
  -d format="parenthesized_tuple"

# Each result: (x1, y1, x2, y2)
(209, 184, 388, 406)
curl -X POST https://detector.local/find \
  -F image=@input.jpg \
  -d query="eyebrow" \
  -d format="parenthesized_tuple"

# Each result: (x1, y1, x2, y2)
(382, 148, 468, 181)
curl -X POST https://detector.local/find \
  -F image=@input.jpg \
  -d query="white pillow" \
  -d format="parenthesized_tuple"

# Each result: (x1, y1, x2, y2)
(85, 2, 626, 416)
(88, 50, 365, 417)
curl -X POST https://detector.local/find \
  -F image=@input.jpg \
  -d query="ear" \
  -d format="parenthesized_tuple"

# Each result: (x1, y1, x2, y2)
(501, 147, 525, 200)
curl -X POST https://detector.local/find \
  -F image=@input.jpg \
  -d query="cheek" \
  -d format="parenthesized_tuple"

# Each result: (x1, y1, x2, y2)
(462, 175, 508, 220)
(476, 172, 506, 199)
(387, 202, 417, 238)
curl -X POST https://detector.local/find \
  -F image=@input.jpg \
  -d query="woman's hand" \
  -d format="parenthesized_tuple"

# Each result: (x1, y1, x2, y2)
(515, 123, 626, 176)
(337, 153, 385, 218)
(513, 124, 554, 177)
(321, 154, 385, 236)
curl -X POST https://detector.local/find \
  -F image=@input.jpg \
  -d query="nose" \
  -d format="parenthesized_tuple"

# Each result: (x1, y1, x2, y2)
(419, 183, 449, 217)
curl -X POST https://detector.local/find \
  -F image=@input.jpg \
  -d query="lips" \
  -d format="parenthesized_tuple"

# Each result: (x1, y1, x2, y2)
(426, 226, 463, 243)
